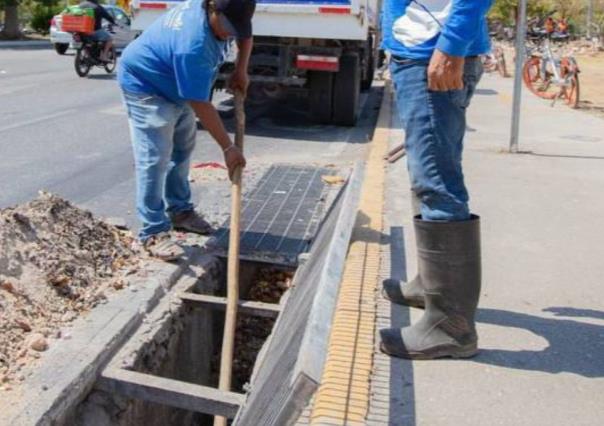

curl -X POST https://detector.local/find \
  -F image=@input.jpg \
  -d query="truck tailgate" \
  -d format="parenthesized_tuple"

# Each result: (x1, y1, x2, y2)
(254, 0, 369, 40)
(131, 0, 371, 41)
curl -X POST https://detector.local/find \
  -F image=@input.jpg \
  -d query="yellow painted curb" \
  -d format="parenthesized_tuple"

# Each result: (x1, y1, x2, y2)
(310, 85, 392, 425)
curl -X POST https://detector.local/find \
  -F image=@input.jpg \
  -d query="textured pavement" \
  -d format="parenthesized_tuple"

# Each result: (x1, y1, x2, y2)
(368, 72, 604, 425)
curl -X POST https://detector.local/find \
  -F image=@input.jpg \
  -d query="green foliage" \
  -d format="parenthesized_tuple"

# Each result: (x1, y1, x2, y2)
(489, 0, 552, 25)
(29, 3, 61, 34)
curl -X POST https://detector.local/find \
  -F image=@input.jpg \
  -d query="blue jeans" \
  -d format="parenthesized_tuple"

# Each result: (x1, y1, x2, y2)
(122, 91, 197, 241)
(90, 29, 111, 43)
(391, 57, 483, 221)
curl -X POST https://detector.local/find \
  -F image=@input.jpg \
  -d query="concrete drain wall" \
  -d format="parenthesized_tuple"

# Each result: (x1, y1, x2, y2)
(73, 259, 293, 426)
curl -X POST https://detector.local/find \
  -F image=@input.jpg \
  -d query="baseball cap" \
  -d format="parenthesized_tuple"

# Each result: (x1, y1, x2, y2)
(213, 0, 256, 39)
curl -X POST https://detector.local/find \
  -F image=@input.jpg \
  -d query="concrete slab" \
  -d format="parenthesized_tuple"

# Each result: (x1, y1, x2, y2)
(369, 74, 604, 425)
(2, 252, 218, 426)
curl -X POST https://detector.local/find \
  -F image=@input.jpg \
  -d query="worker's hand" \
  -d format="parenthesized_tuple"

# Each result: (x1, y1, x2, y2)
(224, 145, 246, 181)
(228, 68, 249, 97)
(427, 49, 465, 91)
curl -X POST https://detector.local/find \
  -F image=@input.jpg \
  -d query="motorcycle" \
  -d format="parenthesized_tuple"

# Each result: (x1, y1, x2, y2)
(72, 28, 117, 77)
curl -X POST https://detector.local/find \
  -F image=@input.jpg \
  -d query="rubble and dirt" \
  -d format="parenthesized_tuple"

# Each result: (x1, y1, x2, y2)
(0, 192, 140, 390)
(231, 268, 294, 392)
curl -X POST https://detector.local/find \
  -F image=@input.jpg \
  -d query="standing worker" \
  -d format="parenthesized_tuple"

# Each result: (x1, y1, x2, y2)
(379, 0, 493, 359)
(118, 0, 255, 260)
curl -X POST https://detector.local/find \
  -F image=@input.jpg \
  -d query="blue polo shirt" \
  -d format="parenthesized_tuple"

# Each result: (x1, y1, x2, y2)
(118, 0, 226, 103)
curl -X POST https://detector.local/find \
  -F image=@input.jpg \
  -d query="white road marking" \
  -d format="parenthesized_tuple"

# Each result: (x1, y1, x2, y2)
(0, 109, 76, 134)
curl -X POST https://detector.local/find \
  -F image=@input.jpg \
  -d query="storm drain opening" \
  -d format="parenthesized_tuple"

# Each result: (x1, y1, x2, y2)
(74, 164, 356, 426)
(77, 258, 296, 426)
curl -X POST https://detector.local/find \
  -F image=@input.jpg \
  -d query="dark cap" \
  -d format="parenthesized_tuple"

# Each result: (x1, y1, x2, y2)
(213, 0, 256, 39)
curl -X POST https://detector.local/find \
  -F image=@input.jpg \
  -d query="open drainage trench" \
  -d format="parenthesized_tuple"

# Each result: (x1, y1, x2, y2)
(75, 259, 294, 426)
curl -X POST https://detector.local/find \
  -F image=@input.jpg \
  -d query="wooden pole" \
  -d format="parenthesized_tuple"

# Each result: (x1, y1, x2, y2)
(214, 92, 245, 426)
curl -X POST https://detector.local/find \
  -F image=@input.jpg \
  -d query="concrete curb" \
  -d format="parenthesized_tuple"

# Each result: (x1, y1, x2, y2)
(4, 250, 216, 426)
(0, 40, 51, 49)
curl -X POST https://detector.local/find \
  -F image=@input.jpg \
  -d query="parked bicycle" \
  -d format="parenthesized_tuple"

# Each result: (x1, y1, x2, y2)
(522, 31, 579, 109)
(482, 43, 509, 78)
(72, 29, 117, 77)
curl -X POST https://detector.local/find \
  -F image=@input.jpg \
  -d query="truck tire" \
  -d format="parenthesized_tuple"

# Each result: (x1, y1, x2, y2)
(333, 53, 360, 126)
(309, 71, 333, 124)
(361, 36, 375, 92)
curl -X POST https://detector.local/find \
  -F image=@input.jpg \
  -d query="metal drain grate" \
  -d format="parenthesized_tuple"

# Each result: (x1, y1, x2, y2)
(211, 164, 340, 266)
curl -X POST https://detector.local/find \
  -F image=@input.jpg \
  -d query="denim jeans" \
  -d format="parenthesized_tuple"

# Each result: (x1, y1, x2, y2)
(391, 57, 483, 221)
(122, 91, 197, 240)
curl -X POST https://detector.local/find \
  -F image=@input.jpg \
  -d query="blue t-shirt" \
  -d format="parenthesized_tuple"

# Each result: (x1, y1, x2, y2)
(118, 0, 226, 103)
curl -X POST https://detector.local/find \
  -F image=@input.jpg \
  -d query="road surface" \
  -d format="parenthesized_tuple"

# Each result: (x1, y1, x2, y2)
(0, 47, 380, 231)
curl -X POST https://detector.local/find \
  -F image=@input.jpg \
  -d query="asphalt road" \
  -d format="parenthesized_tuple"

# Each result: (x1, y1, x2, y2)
(0, 47, 380, 232)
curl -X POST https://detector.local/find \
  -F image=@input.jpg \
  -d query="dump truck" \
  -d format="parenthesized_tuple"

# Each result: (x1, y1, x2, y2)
(129, 0, 381, 125)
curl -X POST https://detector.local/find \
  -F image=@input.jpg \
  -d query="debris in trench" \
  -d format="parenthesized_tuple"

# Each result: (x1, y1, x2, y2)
(0, 192, 140, 389)
(192, 162, 227, 170)
(231, 268, 294, 392)
(321, 175, 345, 185)
(189, 164, 228, 184)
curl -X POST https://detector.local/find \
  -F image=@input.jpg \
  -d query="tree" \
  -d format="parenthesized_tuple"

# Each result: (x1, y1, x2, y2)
(0, 0, 21, 40)
(1, 0, 63, 39)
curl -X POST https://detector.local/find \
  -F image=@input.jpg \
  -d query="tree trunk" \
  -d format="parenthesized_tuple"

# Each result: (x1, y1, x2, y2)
(2, 2, 22, 40)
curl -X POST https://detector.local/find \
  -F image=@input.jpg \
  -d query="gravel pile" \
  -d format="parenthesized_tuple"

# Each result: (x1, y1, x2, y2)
(0, 192, 140, 390)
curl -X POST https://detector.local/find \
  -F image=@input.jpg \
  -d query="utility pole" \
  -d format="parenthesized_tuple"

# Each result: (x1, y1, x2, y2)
(509, 0, 528, 153)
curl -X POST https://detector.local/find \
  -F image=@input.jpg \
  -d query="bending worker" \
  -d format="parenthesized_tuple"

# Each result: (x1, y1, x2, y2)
(380, 0, 493, 359)
(118, 0, 255, 260)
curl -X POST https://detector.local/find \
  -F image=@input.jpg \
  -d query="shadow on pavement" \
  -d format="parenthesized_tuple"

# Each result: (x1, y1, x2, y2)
(475, 88, 499, 96)
(522, 151, 604, 160)
(475, 307, 604, 378)
(387, 225, 417, 426)
(87, 74, 117, 80)
(217, 86, 383, 144)
(544, 307, 604, 321)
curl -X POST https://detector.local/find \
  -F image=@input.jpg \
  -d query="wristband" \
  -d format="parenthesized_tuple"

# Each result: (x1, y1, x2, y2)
(223, 143, 235, 153)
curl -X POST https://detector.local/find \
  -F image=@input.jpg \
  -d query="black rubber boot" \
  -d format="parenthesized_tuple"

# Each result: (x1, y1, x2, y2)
(380, 215, 481, 360)
(382, 191, 426, 308)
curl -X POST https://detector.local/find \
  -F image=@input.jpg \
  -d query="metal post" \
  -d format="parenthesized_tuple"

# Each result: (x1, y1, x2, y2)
(509, 0, 528, 153)
(587, 0, 593, 39)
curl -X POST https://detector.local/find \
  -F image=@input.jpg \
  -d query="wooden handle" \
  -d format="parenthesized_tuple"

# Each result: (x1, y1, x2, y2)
(214, 91, 245, 426)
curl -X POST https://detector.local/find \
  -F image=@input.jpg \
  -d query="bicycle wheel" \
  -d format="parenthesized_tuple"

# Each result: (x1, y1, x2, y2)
(482, 55, 497, 73)
(104, 47, 117, 74)
(74, 49, 91, 78)
(522, 56, 555, 100)
(560, 57, 580, 109)
(494, 47, 508, 78)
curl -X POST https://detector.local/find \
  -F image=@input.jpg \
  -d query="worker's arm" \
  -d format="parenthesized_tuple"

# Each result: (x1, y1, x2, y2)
(435, 0, 491, 58)
(189, 101, 246, 179)
(228, 37, 253, 95)
(429, 1, 492, 91)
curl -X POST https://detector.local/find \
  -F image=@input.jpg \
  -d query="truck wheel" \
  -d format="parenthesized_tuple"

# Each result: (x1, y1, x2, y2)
(333, 53, 360, 126)
(361, 36, 375, 92)
(309, 71, 333, 124)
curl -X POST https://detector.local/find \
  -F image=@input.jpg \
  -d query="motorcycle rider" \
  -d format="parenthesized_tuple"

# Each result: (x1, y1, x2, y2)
(79, 0, 116, 62)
